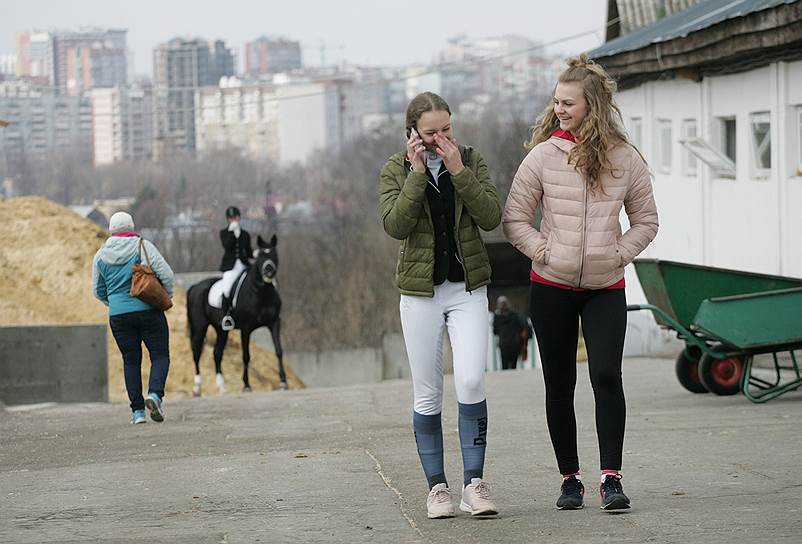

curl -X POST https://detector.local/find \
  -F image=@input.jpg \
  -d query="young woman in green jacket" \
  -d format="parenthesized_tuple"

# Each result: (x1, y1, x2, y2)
(379, 92, 501, 519)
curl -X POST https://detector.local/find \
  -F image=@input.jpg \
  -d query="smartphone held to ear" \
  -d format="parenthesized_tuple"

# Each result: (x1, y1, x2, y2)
(406, 126, 418, 140)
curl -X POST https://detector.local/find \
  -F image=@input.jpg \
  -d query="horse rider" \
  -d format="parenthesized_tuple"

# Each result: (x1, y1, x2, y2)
(219, 206, 252, 330)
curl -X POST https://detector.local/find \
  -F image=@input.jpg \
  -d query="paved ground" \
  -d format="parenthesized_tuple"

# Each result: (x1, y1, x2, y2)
(1, 357, 801, 543)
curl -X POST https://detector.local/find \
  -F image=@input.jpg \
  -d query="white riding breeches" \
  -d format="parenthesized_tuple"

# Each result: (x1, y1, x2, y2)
(400, 280, 489, 415)
(208, 259, 247, 308)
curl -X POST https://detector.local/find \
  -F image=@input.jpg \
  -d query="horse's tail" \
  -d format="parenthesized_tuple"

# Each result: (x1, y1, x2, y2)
(186, 284, 197, 338)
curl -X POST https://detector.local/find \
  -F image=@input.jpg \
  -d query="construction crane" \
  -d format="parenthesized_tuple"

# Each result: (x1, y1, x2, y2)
(302, 40, 346, 67)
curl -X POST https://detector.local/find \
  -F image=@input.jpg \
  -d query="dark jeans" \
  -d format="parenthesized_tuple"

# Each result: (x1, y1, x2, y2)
(109, 309, 170, 411)
(529, 282, 627, 474)
(500, 344, 519, 370)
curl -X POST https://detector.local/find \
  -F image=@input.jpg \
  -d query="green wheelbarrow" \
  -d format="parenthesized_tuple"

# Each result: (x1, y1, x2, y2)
(627, 259, 802, 403)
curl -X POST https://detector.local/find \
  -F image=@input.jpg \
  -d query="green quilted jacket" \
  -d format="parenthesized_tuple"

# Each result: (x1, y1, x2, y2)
(379, 145, 501, 296)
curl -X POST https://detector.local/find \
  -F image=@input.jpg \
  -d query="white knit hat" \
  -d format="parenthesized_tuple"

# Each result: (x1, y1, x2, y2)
(108, 211, 135, 233)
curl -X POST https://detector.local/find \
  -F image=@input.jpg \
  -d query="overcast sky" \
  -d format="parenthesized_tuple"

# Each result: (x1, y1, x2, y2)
(2, 0, 609, 75)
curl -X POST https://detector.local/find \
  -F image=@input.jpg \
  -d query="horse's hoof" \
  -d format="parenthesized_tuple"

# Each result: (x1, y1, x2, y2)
(243, 385, 252, 393)
(193, 375, 202, 397)
(215, 373, 226, 394)
(279, 381, 288, 391)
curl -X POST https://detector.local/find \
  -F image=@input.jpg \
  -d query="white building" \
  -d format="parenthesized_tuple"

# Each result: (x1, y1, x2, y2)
(612, 64, 802, 279)
(275, 81, 342, 165)
(195, 78, 280, 163)
(0, 54, 16, 77)
(195, 73, 358, 166)
(404, 65, 442, 102)
(588, 0, 802, 354)
(592, 0, 802, 280)
(90, 84, 153, 165)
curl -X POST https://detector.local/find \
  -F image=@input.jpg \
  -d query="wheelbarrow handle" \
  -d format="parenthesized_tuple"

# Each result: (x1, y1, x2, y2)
(626, 303, 711, 354)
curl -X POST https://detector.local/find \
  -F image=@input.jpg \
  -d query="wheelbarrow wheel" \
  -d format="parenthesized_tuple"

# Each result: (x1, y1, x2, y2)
(675, 346, 708, 394)
(698, 347, 744, 396)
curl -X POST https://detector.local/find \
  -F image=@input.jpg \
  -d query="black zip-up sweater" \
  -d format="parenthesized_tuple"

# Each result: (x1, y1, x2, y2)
(425, 163, 464, 286)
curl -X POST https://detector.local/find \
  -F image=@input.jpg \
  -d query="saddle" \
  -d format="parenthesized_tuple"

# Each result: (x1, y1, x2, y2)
(208, 261, 247, 309)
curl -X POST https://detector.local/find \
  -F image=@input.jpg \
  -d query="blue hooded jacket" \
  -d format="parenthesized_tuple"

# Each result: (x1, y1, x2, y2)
(92, 236, 174, 316)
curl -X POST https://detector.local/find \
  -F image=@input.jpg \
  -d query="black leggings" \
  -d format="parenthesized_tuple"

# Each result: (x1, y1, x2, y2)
(529, 282, 627, 474)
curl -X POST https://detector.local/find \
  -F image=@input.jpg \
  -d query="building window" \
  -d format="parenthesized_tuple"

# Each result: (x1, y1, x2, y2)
(657, 119, 672, 173)
(718, 116, 737, 164)
(681, 119, 697, 176)
(750, 112, 771, 176)
(629, 117, 642, 149)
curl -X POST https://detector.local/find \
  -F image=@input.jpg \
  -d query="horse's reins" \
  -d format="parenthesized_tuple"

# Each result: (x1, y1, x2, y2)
(231, 269, 249, 308)
(230, 260, 277, 310)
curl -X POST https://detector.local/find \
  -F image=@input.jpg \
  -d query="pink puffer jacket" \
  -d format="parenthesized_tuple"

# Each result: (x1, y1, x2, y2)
(503, 136, 658, 289)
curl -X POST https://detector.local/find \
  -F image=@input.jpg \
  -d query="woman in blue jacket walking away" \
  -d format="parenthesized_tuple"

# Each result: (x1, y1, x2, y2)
(92, 211, 175, 424)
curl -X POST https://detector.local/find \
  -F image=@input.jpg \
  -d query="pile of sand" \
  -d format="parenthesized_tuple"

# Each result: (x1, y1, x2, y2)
(0, 197, 302, 402)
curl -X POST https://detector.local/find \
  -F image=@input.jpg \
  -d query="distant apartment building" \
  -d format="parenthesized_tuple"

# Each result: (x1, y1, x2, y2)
(244, 37, 302, 76)
(0, 80, 91, 177)
(194, 73, 358, 166)
(0, 54, 17, 78)
(403, 65, 443, 102)
(15, 28, 128, 94)
(52, 28, 128, 95)
(195, 77, 280, 162)
(14, 31, 54, 84)
(152, 37, 235, 156)
(328, 66, 388, 138)
(435, 34, 559, 117)
(90, 83, 153, 165)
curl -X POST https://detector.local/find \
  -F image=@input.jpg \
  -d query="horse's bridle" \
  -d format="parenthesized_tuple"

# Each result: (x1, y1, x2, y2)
(261, 258, 277, 285)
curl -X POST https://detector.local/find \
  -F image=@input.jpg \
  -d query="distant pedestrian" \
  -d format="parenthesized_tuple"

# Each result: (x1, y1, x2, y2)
(379, 92, 501, 519)
(492, 296, 528, 370)
(503, 54, 658, 511)
(92, 211, 174, 425)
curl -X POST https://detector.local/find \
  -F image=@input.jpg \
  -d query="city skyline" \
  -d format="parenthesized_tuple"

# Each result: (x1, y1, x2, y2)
(1, 0, 607, 75)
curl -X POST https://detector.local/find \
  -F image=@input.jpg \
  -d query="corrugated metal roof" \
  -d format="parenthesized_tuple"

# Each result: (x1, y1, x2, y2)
(590, 0, 799, 58)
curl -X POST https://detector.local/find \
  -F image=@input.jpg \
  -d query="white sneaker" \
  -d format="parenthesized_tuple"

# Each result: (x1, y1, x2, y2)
(460, 478, 498, 516)
(426, 483, 455, 519)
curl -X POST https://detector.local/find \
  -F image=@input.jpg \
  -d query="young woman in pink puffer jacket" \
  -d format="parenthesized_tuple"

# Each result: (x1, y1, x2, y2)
(503, 54, 658, 512)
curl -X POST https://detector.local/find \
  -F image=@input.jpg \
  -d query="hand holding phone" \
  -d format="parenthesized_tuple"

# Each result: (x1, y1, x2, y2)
(406, 126, 426, 173)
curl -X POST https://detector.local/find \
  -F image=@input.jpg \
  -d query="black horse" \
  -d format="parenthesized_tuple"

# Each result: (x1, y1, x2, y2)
(187, 234, 287, 394)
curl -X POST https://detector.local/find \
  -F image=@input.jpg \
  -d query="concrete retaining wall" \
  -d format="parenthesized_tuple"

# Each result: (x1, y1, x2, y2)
(0, 324, 108, 405)
(174, 271, 222, 291)
(284, 348, 384, 388)
(277, 333, 453, 389)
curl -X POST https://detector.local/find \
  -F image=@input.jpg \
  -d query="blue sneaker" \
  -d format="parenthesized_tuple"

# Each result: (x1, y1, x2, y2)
(145, 393, 164, 422)
(132, 409, 147, 424)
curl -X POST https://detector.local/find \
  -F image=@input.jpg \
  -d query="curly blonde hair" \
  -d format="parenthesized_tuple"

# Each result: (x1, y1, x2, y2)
(526, 53, 631, 193)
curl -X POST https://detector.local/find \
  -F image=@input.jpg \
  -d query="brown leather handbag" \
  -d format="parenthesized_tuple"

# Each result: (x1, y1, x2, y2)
(130, 239, 173, 311)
